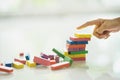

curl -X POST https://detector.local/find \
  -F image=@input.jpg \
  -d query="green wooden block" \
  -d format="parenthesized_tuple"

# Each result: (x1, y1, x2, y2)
(69, 50, 88, 55)
(52, 48, 73, 65)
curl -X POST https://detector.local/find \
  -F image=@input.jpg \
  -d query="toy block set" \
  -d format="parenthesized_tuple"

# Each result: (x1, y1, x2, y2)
(64, 33, 92, 61)
(0, 33, 91, 74)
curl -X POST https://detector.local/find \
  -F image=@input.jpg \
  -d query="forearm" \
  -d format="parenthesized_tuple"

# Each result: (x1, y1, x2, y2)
(114, 17, 120, 31)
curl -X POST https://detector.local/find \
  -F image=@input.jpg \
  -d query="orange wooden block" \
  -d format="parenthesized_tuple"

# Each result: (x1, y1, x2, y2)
(0, 66, 13, 73)
(50, 62, 70, 70)
(66, 44, 86, 49)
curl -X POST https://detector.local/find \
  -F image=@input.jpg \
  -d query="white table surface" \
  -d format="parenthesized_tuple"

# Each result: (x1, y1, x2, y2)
(0, 13, 120, 80)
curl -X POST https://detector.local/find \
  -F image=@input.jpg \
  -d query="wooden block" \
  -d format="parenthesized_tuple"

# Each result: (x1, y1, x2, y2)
(72, 57, 86, 61)
(74, 33, 92, 38)
(0, 62, 3, 66)
(14, 58, 26, 64)
(13, 62, 24, 69)
(25, 54, 30, 60)
(55, 56, 59, 63)
(67, 40, 88, 45)
(50, 62, 70, 70)
(70, 36, 91, 41)
(48, 55, 54, 60)
(0, 66, 13, 73)
(40, 53, 49, 59)
(67, 47, 85, 51)
(64, 52, 86, 58)
(66, 44, 86, 49)
(26, 61, 36, 67)
(33, 56, 50, 66)
(19, 52, 24, 57)
(69, 50, 88, 54)
(5, 63, 13, 67)
(50, 60, 56, 65)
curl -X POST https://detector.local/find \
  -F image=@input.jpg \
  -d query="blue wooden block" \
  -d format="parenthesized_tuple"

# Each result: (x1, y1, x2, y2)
(5, 63, 13, 67)
(25, 54, 30, 60)
(67, 40, 88, 44)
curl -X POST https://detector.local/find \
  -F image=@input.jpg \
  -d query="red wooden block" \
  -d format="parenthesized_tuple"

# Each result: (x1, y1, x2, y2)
(72, 57, 86, 61)
(50, 60, 56, 65)
(66, 44, 86, 49)
(0, 66, 13, 73)
(19, 52, 24, 57)
(14, 58, 26, 64)
(33, 56, 51, 66)
(50, 62, 70, 70)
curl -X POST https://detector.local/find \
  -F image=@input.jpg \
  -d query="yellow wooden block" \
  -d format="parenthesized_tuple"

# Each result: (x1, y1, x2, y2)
(26, 61, 36, 67)
(64, 52, 86, 58)
(74, 33, 92, 38)
(13, 62, 24, 69)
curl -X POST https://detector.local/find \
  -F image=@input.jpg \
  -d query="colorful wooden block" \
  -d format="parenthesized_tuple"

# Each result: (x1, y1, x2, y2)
(66, 44, 86, 49)
(26, 61, 36, 67)
(67, 40, 88, 44)
(55, 56, 59, 63)
(70, 36, 91, 41)
(40, 53, 49, 59)
(14, 58, 26, 64)
(67, 47, 85, 51)
(68, 50, 88, 54)
(50, 60, 56, 65)
(52, 48, 73, 65)
(25, 54, 30, 60)
(5, 63, 13, 67)
(19, 52, 24, 57)
(74, 33, 92, 38)
(48, 55, 54, 60)
(72, 57, 86, 61)
(33, 56, 51, 66)
(0, 66, 13, 73)
(64, 52, 86, 58)
(13, 62, 24, 69)
(50, 62, 70, 70)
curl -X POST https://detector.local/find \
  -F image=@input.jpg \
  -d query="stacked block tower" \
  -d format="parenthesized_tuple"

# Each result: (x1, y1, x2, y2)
(64, 33, 92, 61)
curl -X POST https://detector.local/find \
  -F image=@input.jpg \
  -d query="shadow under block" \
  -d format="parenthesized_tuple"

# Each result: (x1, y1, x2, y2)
(26, 61, 36, 67)
(52, 48, 73, 65)
(13, 62, 24, 69)
(50, 62, 70, 70)
(74, 33, 92, 38)
(0, 66, 13, 73)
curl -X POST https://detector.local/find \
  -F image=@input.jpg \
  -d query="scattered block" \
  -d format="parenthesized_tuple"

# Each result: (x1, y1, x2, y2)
(52, 48, 73, 65)
(19, 52, 24, 57)
(5, 63, 13, 67)
(33, 56, 51, 66)
(50, 60, 56, 65)
(13, 62, 24, 69)
(55, 56, 59, 63)
(0, 66, 13, 73)
(26, 61, 36, 67)
(50, 62, 70, 70)
(40, 53, 49, 59)
(25, 54, 30, 60)
(14, 58, 26, 64)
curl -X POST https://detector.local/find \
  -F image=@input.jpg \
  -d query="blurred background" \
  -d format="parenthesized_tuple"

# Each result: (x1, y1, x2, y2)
(0, 0, 120, 80)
